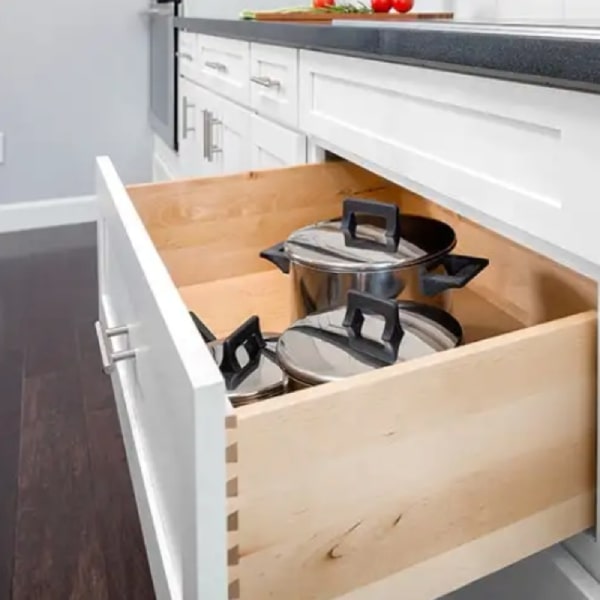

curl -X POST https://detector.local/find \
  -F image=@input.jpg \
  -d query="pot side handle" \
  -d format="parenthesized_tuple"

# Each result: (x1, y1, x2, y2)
(259, 241, 291, 274)
(421, 254, 490, 297)
(189, 311, 217, 344)
(342, 290, 404, 365)
(220, 315, 266, 390)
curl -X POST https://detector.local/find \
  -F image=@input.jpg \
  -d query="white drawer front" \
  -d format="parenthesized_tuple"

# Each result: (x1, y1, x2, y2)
(95, 157, 230, 600)
(178, 31, 198, 80)
(197, 34, 250, 106)
(251, 114, 306, 169)
(250, 43, 299, 128)
(299, 50, 600, 266)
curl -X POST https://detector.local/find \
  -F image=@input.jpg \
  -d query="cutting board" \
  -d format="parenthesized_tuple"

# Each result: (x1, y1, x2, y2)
(248, 11, 454, 22)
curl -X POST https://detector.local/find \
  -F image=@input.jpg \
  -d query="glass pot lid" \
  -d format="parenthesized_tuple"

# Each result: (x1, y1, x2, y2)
(190, 312, 285, 404)
(284, 198, 456, 273)
(276, 291, 462, 386)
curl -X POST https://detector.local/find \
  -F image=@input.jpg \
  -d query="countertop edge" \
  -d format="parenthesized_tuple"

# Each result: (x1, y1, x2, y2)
(175, 17, 600, 94)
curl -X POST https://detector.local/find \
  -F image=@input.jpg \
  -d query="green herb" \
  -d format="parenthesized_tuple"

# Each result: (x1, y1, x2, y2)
(240, 3, 374, 19)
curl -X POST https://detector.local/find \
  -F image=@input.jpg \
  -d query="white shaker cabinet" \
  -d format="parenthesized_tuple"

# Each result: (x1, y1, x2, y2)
(250, 44, 299, 128)
(250, 113, 307, 169)
(204, 90, 252, 176)
(178, 75, 203, 177)
(193, 84, 222, 178)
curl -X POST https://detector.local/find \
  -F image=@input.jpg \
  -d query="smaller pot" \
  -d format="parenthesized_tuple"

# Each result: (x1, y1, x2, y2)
(190, 312, 286, 406)
(276, 291, 462, 390)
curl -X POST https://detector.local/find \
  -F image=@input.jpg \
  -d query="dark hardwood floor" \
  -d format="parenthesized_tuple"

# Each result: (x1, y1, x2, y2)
(0, 224, 155, 599)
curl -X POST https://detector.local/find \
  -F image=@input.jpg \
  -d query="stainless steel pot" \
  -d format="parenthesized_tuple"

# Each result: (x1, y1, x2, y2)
(276, 290, 463, 390)
(260, 198, 488, 320)
(190, 312, 286, 406)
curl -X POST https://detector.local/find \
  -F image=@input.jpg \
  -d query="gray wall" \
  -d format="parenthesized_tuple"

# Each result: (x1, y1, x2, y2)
(0, 0, 152, 204)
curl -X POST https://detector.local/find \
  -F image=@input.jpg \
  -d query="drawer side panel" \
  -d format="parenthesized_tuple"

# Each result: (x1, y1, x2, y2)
(237, 311, 596, 600)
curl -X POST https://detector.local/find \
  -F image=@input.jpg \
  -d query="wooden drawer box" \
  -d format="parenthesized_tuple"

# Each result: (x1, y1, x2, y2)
(96, 158, 596, 600)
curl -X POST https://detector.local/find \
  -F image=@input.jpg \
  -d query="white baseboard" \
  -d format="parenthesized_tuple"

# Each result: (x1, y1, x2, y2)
(0, 194, 97, 234)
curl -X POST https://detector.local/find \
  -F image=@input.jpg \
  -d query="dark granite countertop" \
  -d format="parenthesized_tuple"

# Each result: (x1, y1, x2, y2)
(175, 17, 600, 94)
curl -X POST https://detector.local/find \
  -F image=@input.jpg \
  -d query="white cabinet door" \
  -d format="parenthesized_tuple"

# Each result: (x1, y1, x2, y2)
(194, 85, 222, 178)
(95, 156, 230, 600)
(250, 113, 307, 169)
(178, 75, 203, 177)
(206, 91, 251, 176)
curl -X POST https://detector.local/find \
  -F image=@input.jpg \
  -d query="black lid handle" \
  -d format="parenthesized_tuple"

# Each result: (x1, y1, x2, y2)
(421, 254, 489, 297)
(342, 290, 404, 365)
(189, 312, 216, 344)
(259, 241, 290, 274)
(219, 316, 266, 389)
(342, 198, 401, 252)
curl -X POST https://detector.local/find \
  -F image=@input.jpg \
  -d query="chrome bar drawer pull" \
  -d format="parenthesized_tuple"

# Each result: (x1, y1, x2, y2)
(206, 112, 222, 162)
(95, 321, 136, 375)
(182, 96, 196, 139)
(250, 75, 281, 90)
(205, 61, 228, 73)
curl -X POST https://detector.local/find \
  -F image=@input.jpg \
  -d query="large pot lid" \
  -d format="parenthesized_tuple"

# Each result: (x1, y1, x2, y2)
(284, 198, 456, 273)
(276, 291, 462, 386)
(190, 312, 285, 406)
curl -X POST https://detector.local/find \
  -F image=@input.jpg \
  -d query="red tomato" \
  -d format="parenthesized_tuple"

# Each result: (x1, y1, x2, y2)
(371, 0, 392, 12)
(392, 0, 414, 12)
(313, 0, 335, 7)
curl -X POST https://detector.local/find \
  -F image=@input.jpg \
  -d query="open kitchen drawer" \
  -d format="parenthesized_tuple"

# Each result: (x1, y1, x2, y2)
(95, 157, 597, 600)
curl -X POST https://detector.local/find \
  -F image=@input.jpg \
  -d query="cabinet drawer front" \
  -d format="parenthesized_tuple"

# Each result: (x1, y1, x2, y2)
(95, 157, 231, 600)
(250, 43, 299, 128)
(299, 50, 600, 266)
(178, 31, 198, 79)
(197, 35, 250, 106)
(250, 114, 307, 169)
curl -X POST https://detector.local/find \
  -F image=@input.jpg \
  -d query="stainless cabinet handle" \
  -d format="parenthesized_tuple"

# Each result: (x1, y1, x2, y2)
(204, 61, 228, 73)
(202, 109, 210, 159)
(95, 321, 136, 375)
(177, 52, 193, 61)
(250, 75, 281, 90)
(206, 111, 222, 162)
(182, 96, 195, 140)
